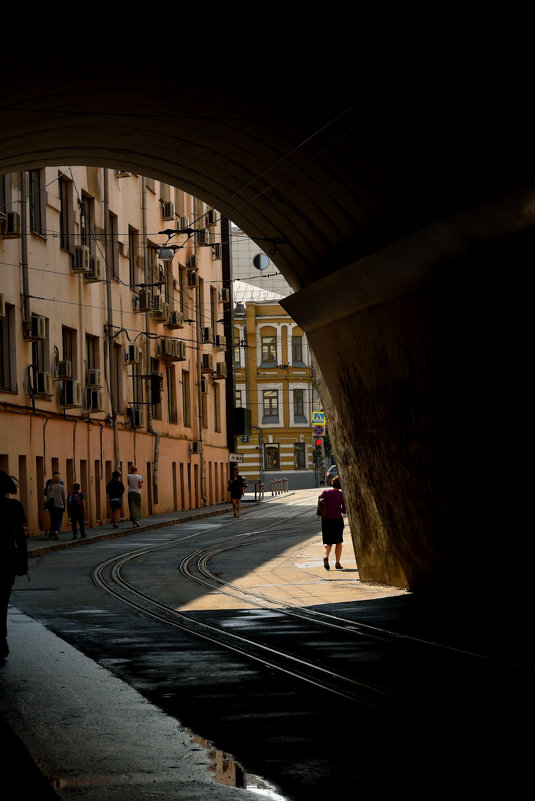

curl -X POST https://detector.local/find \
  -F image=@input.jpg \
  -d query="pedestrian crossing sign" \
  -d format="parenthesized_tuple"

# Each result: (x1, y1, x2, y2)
(312, 411, 325, 424)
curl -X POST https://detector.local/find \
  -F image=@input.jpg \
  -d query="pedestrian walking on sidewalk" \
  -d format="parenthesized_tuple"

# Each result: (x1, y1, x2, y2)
(318, 475, 346, 570)
(106, 470, 125, 528)
(127, 466, 143, 527)
(0, 470, 28, 665)
(47, 473, 66, 539)
(67, 482, 86, 540)
(228, 467, 245, 518)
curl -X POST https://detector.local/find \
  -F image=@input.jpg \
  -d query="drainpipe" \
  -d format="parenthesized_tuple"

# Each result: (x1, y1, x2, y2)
(20, 171, 31, 339)
(103, 169, 120, 470)
(194, 234, 206, 505)
(142, 177, 159, 505)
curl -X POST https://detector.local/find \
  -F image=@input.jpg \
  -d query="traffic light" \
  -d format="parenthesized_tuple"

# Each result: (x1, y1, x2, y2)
(314, 437, 324, 459)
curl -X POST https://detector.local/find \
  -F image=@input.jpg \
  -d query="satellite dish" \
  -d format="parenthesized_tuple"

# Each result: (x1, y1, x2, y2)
(253, 253, 269, 271)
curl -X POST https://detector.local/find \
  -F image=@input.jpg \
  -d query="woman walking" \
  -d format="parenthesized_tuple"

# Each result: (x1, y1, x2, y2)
(127, 466, 143, 528)
(106, 470, 125, 528)
(227, 467, 245, 518)
(318, 475, 346, 570)
(48, 473, 66, 539)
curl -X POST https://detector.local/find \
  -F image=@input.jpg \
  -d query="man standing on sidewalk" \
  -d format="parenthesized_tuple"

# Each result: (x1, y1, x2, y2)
(127, 466, 143, 528)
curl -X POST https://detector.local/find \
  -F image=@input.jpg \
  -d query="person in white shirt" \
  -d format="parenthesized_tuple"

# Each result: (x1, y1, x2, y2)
(127, 466, 143, 528)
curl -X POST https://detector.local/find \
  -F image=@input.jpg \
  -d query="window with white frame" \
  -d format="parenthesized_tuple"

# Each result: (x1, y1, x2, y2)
(262, 389, 279, 422)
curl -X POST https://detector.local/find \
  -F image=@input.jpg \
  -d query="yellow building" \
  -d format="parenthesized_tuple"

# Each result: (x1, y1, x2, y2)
(232, 283, 322, 490)
(0, 167, 230, 535)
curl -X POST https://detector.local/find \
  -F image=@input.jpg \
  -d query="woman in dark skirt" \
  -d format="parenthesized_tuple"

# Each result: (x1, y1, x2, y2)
(318, 475, 346, 570)
(106, 470, 125, 528)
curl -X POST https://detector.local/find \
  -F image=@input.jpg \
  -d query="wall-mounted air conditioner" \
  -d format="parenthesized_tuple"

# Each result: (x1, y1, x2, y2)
(215, 362, 227, 379)
(0, 293, 5, 317)
(134, 289, 152, 312)
(190, 441, 202, 454)
(201, 354, 213, 372)
(186, 255, 197, 271)
(162, 201, 175, 220)
(219, 288, 229, 303)
(203, 327, 213, 343)
(59, 379, 82, 408)
(55, 360, 72, 380)
(28, 315, 46, 341)
(212, 243, 223, 260)
(127, 407, 144, 429)
(118, 242, 129, 258)
(196, 230, 210, 246)
(175, 340, 187, 361)
(34, 371, 53, 397)
(124, 344, 142, 364)
(187, 271, 199, 288)
(85, 255, 103, 282)
(152, 296, 169, 321)
(215, 334, 226, 349)
(179, 216, 190, 231)
(200, 377, 209, 394)
(73, 245, 90, 272)
(157, 338, 178, 359)
(86, 388, 104, 412)
(3, 211, 21, 238)
(206, 209, 218, 225)
(166, 310, 184, 329)
(87, 368, 101, 387)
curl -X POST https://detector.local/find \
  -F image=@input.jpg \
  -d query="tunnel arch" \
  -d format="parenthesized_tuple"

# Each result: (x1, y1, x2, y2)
(1, 42, 533, 600)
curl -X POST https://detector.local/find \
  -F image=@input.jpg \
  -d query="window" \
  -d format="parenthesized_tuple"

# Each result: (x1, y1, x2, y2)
(128, 226, 140, 289)
(293, 389, 307, 422)
(235, 389, 242, 408)
(151, 358, 162, 420)
(86, 334, 99, 370)
(110, 343, 123, 413)
(107, 211, 119, 280)
(182, 370, 191, 427)
(264, 444, 280, 470)
(292, 335, 304, 364)
(166, 365, 178, 424)
(261, 335, 277, 364)
(0, 173, 12, 216)
(58, 172, 73, 252)
(214, 382, 221, 432)
(28, 169, 45, 236)
(80, 192, 95, 254)
(31, 316, 50, 373)
(262, 389, 279, 422)
(0, 303, 16, 391)
(210, 285, 217, 333)
(294, 442, 306, 469)
(62, 327, 77, 378)
(234, 332, 241, 367)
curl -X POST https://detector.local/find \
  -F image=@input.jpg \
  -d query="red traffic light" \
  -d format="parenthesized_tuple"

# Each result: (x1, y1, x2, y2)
(315, 439, 322, 447)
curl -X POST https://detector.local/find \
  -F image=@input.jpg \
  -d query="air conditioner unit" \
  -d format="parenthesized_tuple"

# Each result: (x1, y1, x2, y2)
(203, 327, 213, 343)
(200, 377, 209, 394)
(152, 296, 169, 321)
(219, 288, 229, 303)
(29, 315, 46, 340)
(87, 368, 101, 387)
(206, 209, 218, 225)
(215, 362, 227, 379)
(201, 354, 213, 372)
(114, 169, 130, 177)
(59, 379, 82, 408)
(3, 211, 21, 238)
(175, 340, 187, 360)
(186, 254, 197, 270)
(124, 344, 142, 364)
(190, 441, 202, 454)
(0, 294, 5, 317)
(118, 242, 129, 258)
(56, 360, 72, 380)
(85, 255, 103, 282)
(162, 201, 175, 220)
(35, 371, 53, 397)
(212, 243, 223, 260)
(215, 334, 226, 349)
(157, 338, 177, 359)
(73, 245, 90, 272)
(196, 230, 210, 246)
(134, 289, 152, 312)
(187, 271, 199, 288)
(127, 407, 144, 429)
(166, 310, 184, 329)
(179, 216, 190, 231)
(86, 388, 104, 412)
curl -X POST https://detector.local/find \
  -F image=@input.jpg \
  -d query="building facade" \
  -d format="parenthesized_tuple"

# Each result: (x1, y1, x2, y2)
(232, 287, 322, 490)
(0, 167, 230, 535)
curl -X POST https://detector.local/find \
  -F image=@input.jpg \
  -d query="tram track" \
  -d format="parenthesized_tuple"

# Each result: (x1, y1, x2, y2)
(91, 493, 533, 723)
